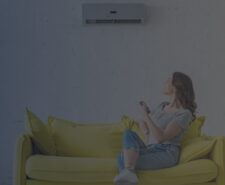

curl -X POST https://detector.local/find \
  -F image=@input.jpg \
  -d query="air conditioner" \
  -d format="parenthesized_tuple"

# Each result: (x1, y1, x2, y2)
(82, 3, 147, 24)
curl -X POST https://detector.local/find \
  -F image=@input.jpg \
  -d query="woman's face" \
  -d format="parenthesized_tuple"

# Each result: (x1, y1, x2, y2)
(163, 74, 175, 95)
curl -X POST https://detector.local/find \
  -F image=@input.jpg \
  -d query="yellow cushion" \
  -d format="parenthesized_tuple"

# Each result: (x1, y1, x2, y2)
(25, 107, 56, 155)
(25, 154, 217, 185)
(47, 116, 133, 158)
(179, 136, 216, 164)
(120, 114, 145, 141)
(210, 136, 225, 185)
(181, 116, 206, 143)
(26, 155, 117, 182)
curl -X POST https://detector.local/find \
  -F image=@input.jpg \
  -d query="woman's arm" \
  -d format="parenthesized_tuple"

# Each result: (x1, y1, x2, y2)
(139, 104, 182, 144)
(144, 133, 150, 146)
(136, 121, 150, 145)
(142, 117, 182, 144)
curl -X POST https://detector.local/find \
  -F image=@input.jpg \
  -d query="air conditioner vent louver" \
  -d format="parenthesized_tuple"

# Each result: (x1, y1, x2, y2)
(86, 19, 114, 24)
(82, 3, 147, 24)
(115, 19, 142, 23)
(86, 19, 143, 24)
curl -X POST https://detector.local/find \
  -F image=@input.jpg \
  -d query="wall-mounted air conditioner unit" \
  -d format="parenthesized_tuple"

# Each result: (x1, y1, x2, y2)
(82, 3, 147, 24)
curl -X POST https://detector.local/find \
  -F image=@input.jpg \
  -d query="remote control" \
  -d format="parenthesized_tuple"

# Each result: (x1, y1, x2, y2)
(139, 101, 151, 114)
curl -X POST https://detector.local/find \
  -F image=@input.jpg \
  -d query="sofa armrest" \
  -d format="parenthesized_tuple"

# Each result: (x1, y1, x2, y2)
(209, 136, 225, 185)
(13, 134, 33, 185)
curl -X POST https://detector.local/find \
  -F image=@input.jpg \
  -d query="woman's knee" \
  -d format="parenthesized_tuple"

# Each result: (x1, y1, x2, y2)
(123, 129, 136, 139)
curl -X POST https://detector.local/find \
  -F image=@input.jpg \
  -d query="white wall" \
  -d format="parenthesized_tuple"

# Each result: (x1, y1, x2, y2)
(1, 0, 225, 184)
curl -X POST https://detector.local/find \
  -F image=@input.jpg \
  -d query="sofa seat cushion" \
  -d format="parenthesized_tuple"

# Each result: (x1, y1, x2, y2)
(26, 154, 117, 182)
(25, 155, 217, 184)
(26, 180, 217, 185)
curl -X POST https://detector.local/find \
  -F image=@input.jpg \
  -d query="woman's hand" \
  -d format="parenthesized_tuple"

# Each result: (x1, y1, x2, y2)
(138, 102, 151, 122)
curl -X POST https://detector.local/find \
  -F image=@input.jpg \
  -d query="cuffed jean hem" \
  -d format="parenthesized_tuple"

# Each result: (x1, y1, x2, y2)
(122, 146, 139, 152)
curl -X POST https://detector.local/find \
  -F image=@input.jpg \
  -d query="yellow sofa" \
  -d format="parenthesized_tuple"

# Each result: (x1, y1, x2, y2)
(13, 111, 225, 185)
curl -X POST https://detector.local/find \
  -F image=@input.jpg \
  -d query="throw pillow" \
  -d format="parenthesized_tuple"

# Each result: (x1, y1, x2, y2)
(25, 107, 56, 155)
(47, 116, 131, 158)
(179, 136, 216, 163)
(181, 116, 206, 144)
(120, 114, 145, 141)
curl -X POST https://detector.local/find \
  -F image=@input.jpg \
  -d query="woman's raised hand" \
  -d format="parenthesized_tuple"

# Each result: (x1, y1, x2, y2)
(138, 101, 150, 121)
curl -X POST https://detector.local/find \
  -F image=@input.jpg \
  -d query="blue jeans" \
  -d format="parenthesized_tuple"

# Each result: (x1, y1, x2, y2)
(117, 130, 180, 172)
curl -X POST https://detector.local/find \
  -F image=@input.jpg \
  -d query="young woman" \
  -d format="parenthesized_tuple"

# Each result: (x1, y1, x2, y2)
(113, 72, 197, 185)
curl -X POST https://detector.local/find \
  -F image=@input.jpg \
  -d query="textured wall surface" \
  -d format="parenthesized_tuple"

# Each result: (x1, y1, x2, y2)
(1, 0, 225, 184)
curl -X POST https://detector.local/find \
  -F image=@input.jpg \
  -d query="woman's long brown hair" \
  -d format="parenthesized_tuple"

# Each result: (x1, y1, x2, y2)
(172, 72, 197, 121)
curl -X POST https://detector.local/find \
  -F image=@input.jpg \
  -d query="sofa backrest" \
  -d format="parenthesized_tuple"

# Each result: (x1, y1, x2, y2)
(46, 114, 206, 158)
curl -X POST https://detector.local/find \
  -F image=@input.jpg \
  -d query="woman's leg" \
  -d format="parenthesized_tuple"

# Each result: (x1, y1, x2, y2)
(135, 144, 180, 170)
(117, 151, 124, 173)
(123, 149, 138, 171)
(122, 130, 147, 171)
